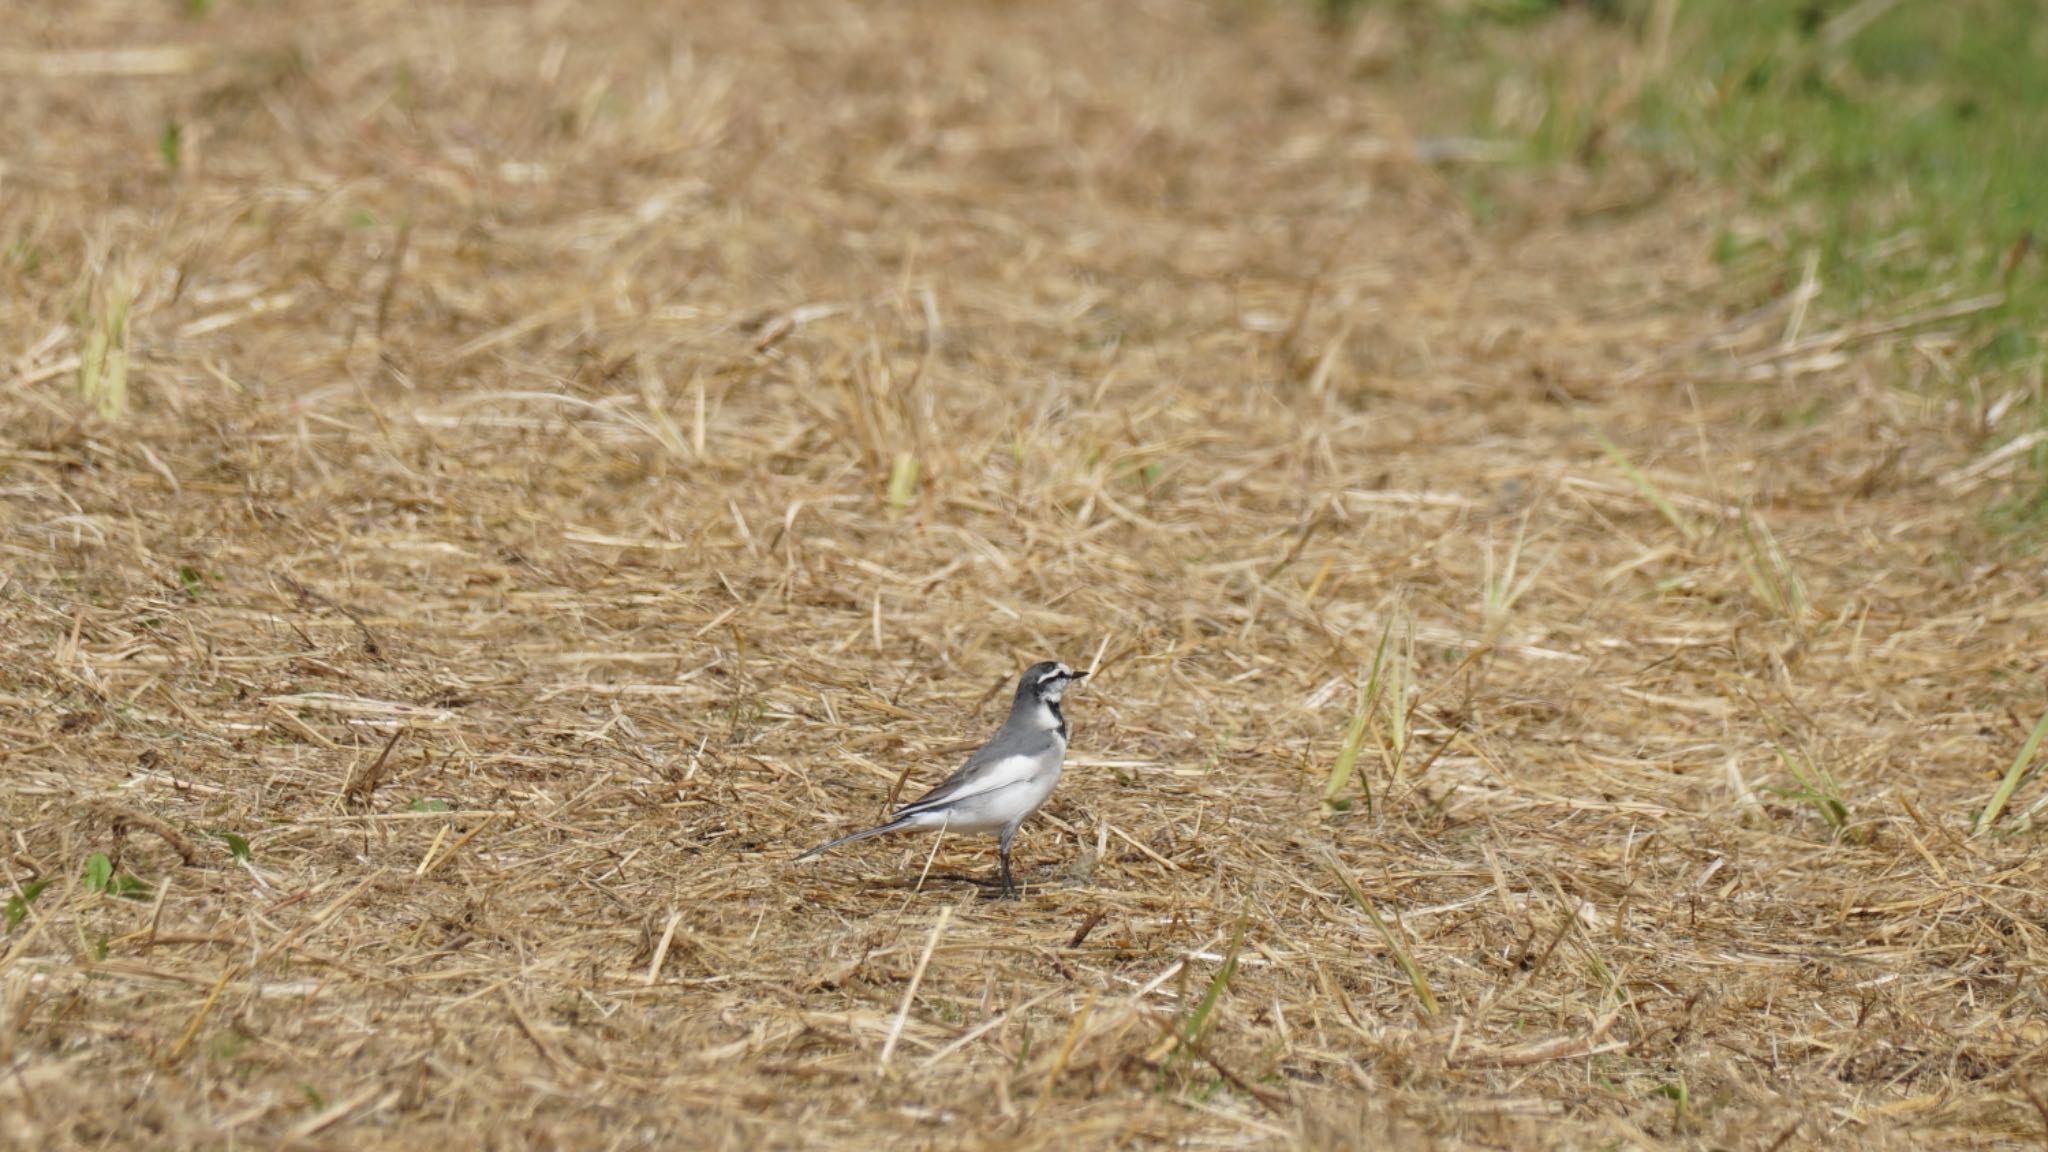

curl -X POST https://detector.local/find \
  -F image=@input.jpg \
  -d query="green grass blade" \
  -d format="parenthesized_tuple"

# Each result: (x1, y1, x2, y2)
(1322, 617, 1393, 814)
(1738, 510, 1808, 622)
(1592, 427, 1697, 545)
(1384, 619, 1411, 784)
(1179, 900, 1251, 1056)
(1772, 742, 1849, 835)
(76, 273, 135, 419)
(84, 852, 113, 894)
(1976, 705, 2048, 836)
(1324, 849, 1437, 1018)
(5, 879, 53, 931)
(886, 452, 920, 510)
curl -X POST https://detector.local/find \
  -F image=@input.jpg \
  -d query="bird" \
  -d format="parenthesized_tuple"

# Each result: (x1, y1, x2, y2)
(796, 660, 1088, 897)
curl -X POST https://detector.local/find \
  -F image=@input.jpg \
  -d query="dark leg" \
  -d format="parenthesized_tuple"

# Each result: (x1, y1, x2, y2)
(997, 826, 1018, 899)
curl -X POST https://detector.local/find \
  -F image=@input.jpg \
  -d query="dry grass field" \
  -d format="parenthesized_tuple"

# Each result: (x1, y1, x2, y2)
(5, 0, 2048, 1148)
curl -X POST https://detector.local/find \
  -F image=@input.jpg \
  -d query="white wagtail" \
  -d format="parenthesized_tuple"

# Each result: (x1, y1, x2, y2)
(796, 660, 1088, 897)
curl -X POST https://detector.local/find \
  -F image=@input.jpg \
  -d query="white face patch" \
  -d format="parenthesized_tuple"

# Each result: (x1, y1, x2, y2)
(1036, 663, 1074, 703)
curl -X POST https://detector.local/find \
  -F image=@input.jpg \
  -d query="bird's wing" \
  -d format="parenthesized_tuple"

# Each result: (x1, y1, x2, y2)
(894, 739, 1051, 818)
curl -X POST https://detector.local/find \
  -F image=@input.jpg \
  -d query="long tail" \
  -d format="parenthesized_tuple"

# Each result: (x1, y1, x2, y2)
(794, 819, 907, 862)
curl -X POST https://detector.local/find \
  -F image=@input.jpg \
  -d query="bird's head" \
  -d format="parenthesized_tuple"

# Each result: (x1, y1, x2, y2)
(1020, 660, 1087, 704)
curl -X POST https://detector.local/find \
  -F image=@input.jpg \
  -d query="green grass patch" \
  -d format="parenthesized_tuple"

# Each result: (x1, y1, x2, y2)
(1414, 0, 2047, 320)
(1353, 0, 2048, 529)
(1646, 1, 2046, 317)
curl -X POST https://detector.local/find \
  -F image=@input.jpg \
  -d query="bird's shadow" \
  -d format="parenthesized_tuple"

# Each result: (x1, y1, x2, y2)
(860, 872, 1042, 900)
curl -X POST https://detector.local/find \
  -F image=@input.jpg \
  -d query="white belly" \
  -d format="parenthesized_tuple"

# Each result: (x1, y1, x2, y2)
(900, 753, 1064, 837)
(940, 766, 1061, 834)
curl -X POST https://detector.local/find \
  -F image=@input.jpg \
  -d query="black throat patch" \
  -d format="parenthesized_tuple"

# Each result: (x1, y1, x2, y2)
(1046, 698, 1066, 741)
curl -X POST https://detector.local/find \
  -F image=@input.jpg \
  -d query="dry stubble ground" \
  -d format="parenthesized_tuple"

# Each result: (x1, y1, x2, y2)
(4, 1, 2047, 1148)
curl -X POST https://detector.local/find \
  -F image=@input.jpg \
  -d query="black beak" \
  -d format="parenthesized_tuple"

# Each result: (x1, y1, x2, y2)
(1071, 670, 1089, 680)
